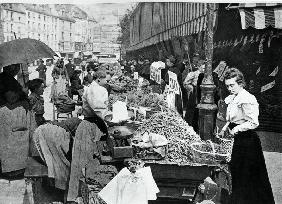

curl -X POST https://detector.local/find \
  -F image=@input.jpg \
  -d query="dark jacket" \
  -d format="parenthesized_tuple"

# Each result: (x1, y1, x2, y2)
(36, 64, 47, 78)
(70, 75, 83, 91)
(65, 63, 75, 79)
(0, 72, 27, 106)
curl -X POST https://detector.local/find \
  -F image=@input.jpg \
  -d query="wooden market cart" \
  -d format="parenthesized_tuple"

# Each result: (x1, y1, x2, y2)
(95, 140, 231, 204)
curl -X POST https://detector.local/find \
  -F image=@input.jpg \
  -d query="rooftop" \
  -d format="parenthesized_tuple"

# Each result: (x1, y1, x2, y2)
(2, 3, 26, 14)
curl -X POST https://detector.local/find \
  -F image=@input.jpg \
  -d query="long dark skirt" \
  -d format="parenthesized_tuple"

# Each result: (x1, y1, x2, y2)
(229, 124, 275, 204)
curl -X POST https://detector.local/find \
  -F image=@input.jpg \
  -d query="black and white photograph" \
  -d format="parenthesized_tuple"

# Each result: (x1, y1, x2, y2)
(0, 0, 281, 203)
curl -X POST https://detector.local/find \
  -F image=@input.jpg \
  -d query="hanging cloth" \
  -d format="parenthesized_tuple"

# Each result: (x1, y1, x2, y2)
(67, 120, 104, 202)
(32, 123, 71, 190)
(99, 167, 159, 204)
(0, 106, 31, 172)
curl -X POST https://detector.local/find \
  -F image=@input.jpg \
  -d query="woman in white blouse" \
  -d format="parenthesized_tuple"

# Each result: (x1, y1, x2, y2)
(220, 68, 274, 204)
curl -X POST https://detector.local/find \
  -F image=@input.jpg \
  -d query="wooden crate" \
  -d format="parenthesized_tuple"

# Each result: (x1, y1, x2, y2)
(146, 163, 213, 181)
(107, 137, 133, 159)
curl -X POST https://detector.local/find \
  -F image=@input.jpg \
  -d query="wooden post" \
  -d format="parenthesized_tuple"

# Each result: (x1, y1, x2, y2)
(197, 3, 217, 141)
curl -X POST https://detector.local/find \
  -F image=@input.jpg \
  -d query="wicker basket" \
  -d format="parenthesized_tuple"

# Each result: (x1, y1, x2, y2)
(217, 137, 234, 162)
(190, 140, 230, 165)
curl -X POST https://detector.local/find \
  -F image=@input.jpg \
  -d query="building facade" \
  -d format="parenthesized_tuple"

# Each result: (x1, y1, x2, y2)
(25, 5, 60, 52)
(0, 3, 99, 55)
(1, 3, 26, 42)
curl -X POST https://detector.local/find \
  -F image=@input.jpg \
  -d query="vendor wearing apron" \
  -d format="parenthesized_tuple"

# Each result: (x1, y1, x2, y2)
(219, 68, 274, 204)
(67, 70, 110, 202)
(82, 70, 109, 136)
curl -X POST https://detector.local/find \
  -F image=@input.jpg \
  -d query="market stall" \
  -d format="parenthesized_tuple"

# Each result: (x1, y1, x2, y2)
(76, 71, 232, 204)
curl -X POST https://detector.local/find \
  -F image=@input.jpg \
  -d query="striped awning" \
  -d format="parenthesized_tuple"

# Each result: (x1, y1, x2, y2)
(239, 4, 282, 29)
(239, 3, 282, 8)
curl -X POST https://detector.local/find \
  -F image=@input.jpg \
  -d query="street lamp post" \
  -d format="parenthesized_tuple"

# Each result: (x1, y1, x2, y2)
(197, 3, 217, 141)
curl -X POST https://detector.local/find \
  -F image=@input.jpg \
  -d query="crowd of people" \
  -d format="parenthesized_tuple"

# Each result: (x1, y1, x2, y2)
(120, 53, 220, 132)
(0, 52, 275, 204)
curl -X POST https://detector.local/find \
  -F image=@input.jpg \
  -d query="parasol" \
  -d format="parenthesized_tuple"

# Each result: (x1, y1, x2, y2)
(0, 38, 57, 68)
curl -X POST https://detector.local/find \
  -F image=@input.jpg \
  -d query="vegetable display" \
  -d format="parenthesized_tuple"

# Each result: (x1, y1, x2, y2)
(107, 72, 233, 165)
(134, 106, 233, 165)
(134, 106, 201, 165)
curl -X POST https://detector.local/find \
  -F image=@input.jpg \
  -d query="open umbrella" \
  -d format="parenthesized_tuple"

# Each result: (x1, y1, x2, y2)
(0, 38, 57, 68)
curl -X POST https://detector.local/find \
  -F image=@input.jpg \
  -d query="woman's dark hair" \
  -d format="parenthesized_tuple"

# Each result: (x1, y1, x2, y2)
(3, 64, 20, 76)
(224, 67, 246, 88)
(27, 78, 44, 92)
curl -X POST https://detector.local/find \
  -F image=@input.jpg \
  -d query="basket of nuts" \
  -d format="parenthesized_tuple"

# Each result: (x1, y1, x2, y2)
(190, 140, 231, 165)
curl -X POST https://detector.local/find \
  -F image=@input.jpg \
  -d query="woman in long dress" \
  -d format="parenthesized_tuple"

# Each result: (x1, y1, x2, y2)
(50, 59, 69, 101)
(220, 68, 274, 204)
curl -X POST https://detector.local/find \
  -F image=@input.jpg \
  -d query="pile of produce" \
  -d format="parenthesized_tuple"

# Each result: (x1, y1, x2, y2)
(110, 76, 138, 92)
(134, 107, 201, 165)
(134, 106, 233, 165)
(108, 89, 166, 112)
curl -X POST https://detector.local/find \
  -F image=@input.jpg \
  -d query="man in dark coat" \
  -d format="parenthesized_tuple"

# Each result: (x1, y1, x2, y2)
(36, 59, 47, 86)
(70, 70, 84, 101)
(65, 59, 75, 80)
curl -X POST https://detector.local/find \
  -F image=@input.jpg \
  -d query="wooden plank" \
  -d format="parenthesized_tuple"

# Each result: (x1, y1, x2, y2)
(172, 2, 175, 28)
(159, 2, 164, 32)
(187, 3, 189, 22)
(168, 3, 171, 29)
(181, 3, 183, 24)
(188, 3, 191, 21)
(136, 7, 141, 43)
(198, 3, 201, 18)
(177, 2, 180, 26)
(191, 3, 194, 21)
(175, 2, 178, 26)
(166, 3, 169, 29)
(193, 3, 196, 20)
(184, 3, 187, 22)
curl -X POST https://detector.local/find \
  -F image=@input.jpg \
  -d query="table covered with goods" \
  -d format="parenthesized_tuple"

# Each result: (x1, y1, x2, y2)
(80, 75, 232, 204)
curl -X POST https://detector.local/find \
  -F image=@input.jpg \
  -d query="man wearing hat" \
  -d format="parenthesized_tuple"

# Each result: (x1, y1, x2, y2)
(65, 59, 75, 80)
(36, 59, 47, 87)
(70, 68, 84, 101)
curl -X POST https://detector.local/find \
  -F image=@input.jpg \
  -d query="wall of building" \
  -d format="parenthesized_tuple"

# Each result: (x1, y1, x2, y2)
(1, 4, 26, 41)
(0, 6, 4, 43)
(26, 9, 60, 51)
(0, 3, 100, 54)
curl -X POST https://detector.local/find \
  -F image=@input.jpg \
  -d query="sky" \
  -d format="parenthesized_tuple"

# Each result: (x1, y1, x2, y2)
(77, 3, 136, 24)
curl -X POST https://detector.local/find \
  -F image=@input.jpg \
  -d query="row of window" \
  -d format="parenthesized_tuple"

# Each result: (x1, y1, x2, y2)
(27, 21, 57, 32)
(27, 11, 57, 23)
(4, 34, 24, 41)
(27, 32, 57, 40)
(4, 10, 22, 22)
(4, 23, 22, 33)
(27, 12, 73, 29)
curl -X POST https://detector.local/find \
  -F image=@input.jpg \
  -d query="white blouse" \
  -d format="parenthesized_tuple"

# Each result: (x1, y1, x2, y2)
(225, 89, 259, 133)
(82, 81, 109, 118)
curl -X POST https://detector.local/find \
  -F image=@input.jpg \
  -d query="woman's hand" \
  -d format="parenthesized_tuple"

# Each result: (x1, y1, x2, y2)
(218, 128, 227, 137)
(218, 122, 230, 137)
(229, 128, 238, 136)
